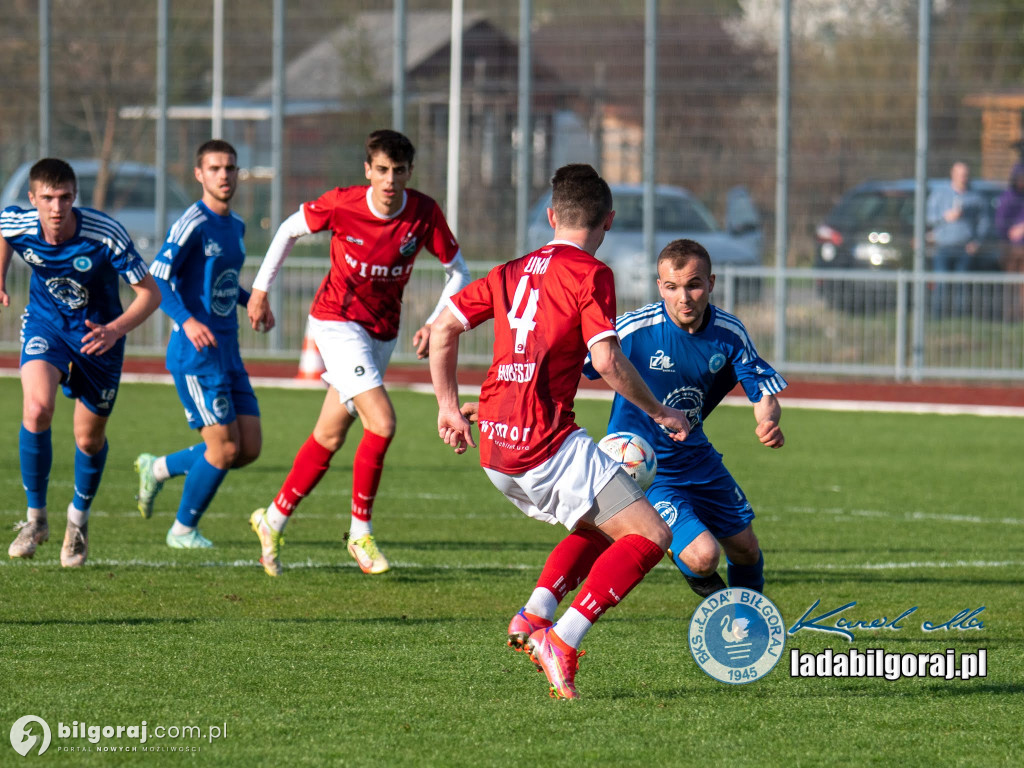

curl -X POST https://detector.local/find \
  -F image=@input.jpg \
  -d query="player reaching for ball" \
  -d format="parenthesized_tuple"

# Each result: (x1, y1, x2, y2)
(583, 238, 787, 599)
(245, 129, 470, 577)
(430, 163, 691, 699)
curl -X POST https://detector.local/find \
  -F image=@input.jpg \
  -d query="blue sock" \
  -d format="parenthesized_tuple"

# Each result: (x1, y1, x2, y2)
(175, 456, 228, 528)
(73, 440, 109, 512)
(727, 551, 765, 592)
(19, 426, 52, 509)
(165, 443, 205, 478)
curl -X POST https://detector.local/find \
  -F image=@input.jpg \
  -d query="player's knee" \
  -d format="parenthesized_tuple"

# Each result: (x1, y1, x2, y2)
(684, 549, 721, 577)
(649, 517, 672, 552)
(23, 400, 55, 430)
(233, 442, 261, 469)
(74, 432, 106, 456)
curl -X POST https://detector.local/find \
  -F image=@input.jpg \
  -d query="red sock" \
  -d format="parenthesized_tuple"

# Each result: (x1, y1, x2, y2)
(569, 534, 665, 623)
(351, 430, 393, 521)
(536, 528, 611, 601)
(274, 435, 334, 515)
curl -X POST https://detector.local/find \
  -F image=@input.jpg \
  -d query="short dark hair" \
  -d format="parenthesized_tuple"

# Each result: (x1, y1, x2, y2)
(549, 164, 612, 230)
(29, 158, 76, 192)
(365, 130, 415, 165)
(657, 238, 712, 273)
(196, 139, 237, 167)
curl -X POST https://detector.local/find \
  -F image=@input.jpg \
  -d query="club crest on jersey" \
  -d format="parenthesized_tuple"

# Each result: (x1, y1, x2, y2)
(73, 256, 92, 272)
(21, 248, 44, 265)
(688, 588, 786, 685)
(663, 385, 704, 431)
(709, 353, 726, 373)
(399, 231, 417, 258)
(654, 500, 677, 527)
(205, 240, 224, 259)
(24, 336, 49, 355)
(210, 269, 239, 317)
(649, 349, 674, 371)
(45, 276, 88, 309)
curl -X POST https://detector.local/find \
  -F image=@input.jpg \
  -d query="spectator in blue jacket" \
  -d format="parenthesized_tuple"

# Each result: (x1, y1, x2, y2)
(926, 161, 989, 316)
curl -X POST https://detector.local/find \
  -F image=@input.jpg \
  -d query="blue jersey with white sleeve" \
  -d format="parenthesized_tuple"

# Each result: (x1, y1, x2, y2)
(150, 201, 248, 373)
(584, 301, 787, 476)
(1, 205, 148, 334)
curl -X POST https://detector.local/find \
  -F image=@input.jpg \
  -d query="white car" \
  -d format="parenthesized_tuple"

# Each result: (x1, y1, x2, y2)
(527, 183, 763, 305)
(1, 159, 191, 256)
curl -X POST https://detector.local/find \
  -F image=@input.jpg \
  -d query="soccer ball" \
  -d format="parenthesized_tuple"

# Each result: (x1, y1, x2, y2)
(597, 431, 657, 491)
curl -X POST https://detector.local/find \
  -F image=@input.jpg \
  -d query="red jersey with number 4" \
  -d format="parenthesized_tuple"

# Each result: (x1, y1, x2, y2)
(448, 241, 618, 473)
(303, 186, 460, 340)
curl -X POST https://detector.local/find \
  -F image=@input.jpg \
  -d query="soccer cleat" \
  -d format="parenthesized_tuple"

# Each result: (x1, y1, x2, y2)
(166, 528, 214, 549)
(134, 453, 165, 519)
(8, 519, 50, 559)
(60, 522, 88, 568)
(527, 627, 585, 700)
(507, 608, 553, 652)
(346, 533, 390, 574)
(249, 508, 284, 577)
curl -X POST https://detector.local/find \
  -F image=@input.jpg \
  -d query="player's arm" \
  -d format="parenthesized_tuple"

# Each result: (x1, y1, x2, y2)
(428, 306, 476, 454)
(589, 337, 690, 442)
(150, 236, 219, 351)
(413, 251, 471, 359)
(753, 394, 784, 448)
(81, 273, 162, 355)
(0, 234, 12, 308)
(248, 208, 311, 331)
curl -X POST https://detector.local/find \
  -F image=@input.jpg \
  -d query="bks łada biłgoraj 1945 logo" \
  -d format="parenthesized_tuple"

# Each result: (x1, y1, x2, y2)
(689, 588, 786, 684)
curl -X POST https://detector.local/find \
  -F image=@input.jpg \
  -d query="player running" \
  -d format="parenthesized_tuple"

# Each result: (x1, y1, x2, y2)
(1, 158, 161, 567)
(245, 129, 470, 576)
(134, 140, 272, 549)
(430, 163, 690, 699)
(585, 238, 786, 598)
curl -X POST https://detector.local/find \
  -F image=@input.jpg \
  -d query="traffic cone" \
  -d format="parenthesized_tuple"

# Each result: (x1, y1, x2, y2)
(296, 319, 326, 380)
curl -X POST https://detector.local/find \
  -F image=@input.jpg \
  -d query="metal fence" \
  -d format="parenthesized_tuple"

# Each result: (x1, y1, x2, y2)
(2, 2, 1023, 382)
(4, 257, 1023, 382)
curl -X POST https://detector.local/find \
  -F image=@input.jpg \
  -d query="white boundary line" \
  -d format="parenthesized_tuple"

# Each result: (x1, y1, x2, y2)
(2, 366, 1022, 417)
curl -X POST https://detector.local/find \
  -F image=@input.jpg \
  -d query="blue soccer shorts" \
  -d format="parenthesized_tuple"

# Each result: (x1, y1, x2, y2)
(171, 367, 259, 430)
(647, 452, 755, 559)
(20, 316, 124, 416)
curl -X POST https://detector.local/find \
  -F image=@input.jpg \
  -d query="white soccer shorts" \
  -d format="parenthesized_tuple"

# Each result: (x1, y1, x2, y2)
(308, 316, 398, 412)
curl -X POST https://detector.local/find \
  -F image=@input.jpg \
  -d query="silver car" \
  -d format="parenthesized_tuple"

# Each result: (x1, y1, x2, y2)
(1, 158, 190, 256)
(527, 183, 763, 305)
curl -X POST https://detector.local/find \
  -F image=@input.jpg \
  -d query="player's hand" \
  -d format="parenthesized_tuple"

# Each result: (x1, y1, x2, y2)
(756, 419, 785, 448)
(412, 324, 430, 359)
(183, 317, 217, 351)
(438, 408, 476, 454)
(250, 303, 275, 333)
(460, 401, 479, 423)
(80, 319, 123, 355)
(247, 290, 271, 332)
(653, 405, 690, 443)
(0, 289, 9, 310)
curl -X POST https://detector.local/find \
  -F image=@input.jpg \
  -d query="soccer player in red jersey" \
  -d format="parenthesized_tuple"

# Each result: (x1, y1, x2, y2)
(429, 164, 690, 699)
(246, 130, 470, 576)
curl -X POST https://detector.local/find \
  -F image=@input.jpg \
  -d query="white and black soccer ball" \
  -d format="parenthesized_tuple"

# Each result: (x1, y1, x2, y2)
(597, 431, 657, 491)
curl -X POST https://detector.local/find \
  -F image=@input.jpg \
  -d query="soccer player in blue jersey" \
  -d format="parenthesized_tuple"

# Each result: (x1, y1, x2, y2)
(133, 140, 273, 549)
(583, 238, 787, 598)
(0, 158, 161, 567)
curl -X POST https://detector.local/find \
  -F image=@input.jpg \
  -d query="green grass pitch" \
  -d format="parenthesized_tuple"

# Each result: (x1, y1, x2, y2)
(0, 376, 1020, 766)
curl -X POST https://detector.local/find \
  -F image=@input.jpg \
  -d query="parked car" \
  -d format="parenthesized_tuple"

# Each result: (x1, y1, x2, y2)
(526, 183, 763, 306)
(1, 159, 191, 255)
(814, 178, 1004, 272)
(813, 178, 1005, 311)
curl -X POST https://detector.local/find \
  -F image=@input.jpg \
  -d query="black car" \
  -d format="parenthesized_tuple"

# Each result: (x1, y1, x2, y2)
(814, 178, 1004, 272)
(813, 178, 1005, 311)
